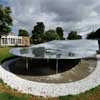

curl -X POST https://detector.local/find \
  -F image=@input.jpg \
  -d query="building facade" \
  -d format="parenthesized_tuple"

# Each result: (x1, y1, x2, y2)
(0, 33, 30, 46)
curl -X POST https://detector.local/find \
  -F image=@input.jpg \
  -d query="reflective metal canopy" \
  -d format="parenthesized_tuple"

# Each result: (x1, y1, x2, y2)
(10, 40, 98, 59)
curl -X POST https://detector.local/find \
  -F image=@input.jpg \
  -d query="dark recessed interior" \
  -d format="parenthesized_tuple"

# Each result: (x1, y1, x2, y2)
(9, 58, 81, 76)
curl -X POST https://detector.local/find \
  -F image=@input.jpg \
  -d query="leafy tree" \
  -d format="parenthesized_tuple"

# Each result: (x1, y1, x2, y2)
(0, 5, 13, 36)
(67, 31, 82, 40)
(87, 28, 100, 39)
(87, 32, 96, 39)
(31, 22, 45, 44)
(95, 28, 100, 39)
(18, 29, 29, 36)
(86, 28, 100, 51)
(32, 22, 45, 35)
(56, 27, 64, 40)
(44, 29, 60, 41)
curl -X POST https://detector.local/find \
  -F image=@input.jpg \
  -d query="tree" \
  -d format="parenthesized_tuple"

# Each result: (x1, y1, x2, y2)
(32, 22, 45, 35)
(95, 28, 100, 39)
(87, 28, 100, 39)
(31, 22, 45, 44)
(56, 27, 64, 40)
(86, 28, 100, 51)
(67, 31, 82, 40)
(0, 5, 13, 36)
(87, 32, 96, 39)
(18, 29, 29, 36)
(44, 29, 60, 41)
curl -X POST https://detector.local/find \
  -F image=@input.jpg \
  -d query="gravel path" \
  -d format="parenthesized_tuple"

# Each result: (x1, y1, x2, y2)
(0, 55, 100, 97)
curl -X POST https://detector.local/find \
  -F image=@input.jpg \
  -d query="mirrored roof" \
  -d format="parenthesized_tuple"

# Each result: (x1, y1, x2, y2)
(10, 40, 98, 59)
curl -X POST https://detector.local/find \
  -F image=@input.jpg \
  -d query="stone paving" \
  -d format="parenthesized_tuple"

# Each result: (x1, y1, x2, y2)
(0, 55, 100, 97)
(10, 58, 96, 83)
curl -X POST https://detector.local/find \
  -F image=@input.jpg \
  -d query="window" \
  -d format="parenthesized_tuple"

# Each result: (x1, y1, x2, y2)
(2, 38, 8, 44)
(12, 38, 15, 44)
(18, 39, 21, 44)
(5, 38, 8, 44)
(2, 38, 5, 44)
(11, 38, 13, 44)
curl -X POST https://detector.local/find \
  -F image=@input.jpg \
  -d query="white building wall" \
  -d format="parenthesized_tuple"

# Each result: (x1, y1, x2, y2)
(0, 35, 23, 46)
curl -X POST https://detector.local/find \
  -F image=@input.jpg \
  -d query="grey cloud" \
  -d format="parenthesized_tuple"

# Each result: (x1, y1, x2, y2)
(7, 0, 100, 35)
(41, 0, 96, 22)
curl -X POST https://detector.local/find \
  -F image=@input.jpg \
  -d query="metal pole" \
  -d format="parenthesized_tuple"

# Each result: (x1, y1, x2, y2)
(56, 59, 58, 74)
(26, 57, 28, 71)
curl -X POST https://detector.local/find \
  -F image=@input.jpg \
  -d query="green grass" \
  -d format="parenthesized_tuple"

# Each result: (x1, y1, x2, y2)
(0, 79, 4, 84)
(59, 85, 100, 100)
(0, 47, 14, 64)
(0, 92, 29, 100)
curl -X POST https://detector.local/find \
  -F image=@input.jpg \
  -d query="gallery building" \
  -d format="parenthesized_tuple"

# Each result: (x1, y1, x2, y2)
(0, 33, 30, 47)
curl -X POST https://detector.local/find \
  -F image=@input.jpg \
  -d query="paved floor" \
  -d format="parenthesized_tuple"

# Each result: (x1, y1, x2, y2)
(11, 59, 96, 83)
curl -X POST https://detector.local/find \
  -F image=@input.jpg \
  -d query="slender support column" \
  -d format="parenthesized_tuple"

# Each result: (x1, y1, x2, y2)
(26, 57, 29, 71)
(56, 59, 58, 74)
(56, 53, 61, 74)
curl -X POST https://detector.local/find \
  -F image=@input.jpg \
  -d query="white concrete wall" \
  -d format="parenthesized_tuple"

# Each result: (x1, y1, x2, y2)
(0, 56, 100, 97)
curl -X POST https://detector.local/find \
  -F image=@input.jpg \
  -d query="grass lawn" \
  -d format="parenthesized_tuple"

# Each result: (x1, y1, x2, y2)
(59, 86, 100, 100)
(0, 47, 14, 64)
(0, 47, 100, 100)
(0, 93, 29, 100)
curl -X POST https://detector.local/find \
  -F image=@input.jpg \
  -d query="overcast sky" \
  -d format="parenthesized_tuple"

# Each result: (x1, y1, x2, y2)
(0, 0, 100, 37)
